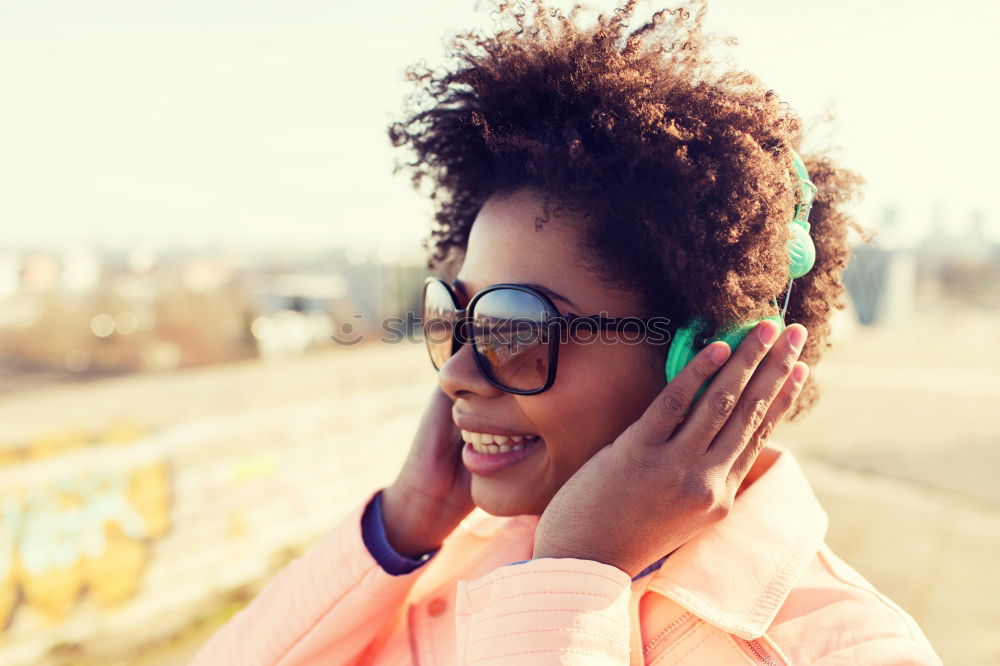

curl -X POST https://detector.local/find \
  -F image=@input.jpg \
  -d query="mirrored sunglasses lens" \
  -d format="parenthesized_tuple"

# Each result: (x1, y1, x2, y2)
(472, 289, 553, 392)
(423, 281, 457, 369)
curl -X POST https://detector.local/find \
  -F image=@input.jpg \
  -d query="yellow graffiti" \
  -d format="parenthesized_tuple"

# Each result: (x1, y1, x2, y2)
(0, 423, 171, 630)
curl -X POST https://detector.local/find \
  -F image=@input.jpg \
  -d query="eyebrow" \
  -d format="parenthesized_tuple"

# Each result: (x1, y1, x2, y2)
(452, 278, 580, 311)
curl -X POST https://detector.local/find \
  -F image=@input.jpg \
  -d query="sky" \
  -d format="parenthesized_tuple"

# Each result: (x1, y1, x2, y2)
(1, 0, 998, 257)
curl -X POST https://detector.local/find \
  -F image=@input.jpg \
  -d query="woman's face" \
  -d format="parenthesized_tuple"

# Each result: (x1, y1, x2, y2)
(438, 187, 667, 516)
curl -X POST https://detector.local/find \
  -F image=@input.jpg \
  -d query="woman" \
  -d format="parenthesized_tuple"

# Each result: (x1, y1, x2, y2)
(191, 1, 941, 663)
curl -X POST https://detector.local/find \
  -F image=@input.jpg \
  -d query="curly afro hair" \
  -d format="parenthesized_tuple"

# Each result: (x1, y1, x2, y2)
(388, 0, 867, 421)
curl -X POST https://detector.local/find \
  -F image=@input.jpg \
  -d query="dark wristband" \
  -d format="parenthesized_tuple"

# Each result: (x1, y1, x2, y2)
(361, 489, 439, 575)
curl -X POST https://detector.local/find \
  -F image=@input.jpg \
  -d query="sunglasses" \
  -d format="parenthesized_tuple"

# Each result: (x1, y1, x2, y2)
(422, 276, 667, 395)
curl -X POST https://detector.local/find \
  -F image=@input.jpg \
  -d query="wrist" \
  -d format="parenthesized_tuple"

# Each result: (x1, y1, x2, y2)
(380, 484, 458, 558)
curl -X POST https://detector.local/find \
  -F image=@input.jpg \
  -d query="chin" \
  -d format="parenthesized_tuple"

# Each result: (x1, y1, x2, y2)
(471, 477, 547, 517)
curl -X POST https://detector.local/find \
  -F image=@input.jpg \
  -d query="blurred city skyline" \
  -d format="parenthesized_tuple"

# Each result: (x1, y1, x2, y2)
(2, 0, 999, 256)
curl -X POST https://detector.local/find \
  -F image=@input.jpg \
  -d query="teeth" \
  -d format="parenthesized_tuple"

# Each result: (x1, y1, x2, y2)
(461, 429, 539, 454)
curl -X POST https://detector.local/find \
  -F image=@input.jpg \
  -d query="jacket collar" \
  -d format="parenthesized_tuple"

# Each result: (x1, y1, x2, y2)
(644, 444, 828, 640)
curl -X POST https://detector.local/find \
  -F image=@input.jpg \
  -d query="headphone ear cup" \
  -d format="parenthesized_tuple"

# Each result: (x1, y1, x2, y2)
(715, 313, 785, 359)
(664, 318, 702, 385)
(664, 313, 786, 394)
(787, 221, 816, 280)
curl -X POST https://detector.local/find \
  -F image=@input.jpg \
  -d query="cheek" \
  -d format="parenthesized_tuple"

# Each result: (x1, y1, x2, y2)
(521, 340, 665, 470)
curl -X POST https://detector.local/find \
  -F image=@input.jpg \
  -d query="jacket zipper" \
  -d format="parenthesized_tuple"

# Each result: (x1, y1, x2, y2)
(641, 611, 699, 660)
(737, 637, 783, 666)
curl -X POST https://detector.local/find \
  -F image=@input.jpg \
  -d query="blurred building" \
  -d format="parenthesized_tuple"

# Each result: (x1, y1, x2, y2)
(843, 208, 999, 327)
(0, 245, 428, 391)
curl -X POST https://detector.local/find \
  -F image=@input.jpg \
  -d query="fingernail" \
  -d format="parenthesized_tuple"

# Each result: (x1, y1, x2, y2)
(792, 362, 808, 384)
(789, 325, 807, 352)
(757, 321, 779, 346)
(709, 342, 730, 365)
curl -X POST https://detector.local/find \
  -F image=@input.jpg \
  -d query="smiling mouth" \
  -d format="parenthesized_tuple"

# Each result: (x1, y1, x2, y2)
(461, 429, 541, 454)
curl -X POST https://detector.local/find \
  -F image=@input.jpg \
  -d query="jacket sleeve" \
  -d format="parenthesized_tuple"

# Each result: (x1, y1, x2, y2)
(189, 490, 432, 666)
(454, 557, 633, 665)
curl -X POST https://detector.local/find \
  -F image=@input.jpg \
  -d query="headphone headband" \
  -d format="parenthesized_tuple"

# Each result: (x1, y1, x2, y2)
(790, 149, 818, 230)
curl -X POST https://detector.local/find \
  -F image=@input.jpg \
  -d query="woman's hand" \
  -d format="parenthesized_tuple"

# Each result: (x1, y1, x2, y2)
(380, 385, 474, 558)
(532, 320, 810, 578)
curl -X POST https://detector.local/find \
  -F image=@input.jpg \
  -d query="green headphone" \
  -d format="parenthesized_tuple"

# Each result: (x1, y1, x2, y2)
(664, 148, 818, 396)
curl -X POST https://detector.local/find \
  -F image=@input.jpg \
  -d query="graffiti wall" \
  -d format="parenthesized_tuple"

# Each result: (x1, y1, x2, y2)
(0, 427, 170, 629)
(0, 344, 426, 665)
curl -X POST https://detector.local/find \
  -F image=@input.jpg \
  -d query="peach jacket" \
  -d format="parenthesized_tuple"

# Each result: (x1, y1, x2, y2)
(190, 445, 942, 665)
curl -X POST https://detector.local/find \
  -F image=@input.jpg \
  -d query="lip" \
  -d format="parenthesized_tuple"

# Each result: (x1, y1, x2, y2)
(461, 437, 543, 476)
(453, 413, 538, 438)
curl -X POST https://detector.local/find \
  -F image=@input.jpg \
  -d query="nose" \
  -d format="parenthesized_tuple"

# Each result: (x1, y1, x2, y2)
(438, 340, 504, 401)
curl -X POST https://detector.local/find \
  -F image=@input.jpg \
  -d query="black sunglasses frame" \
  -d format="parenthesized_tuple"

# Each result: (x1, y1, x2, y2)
(422, 276, 663, 395)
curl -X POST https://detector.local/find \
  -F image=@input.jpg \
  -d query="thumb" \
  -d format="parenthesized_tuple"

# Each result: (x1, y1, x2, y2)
(417, 386, 461, 449)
